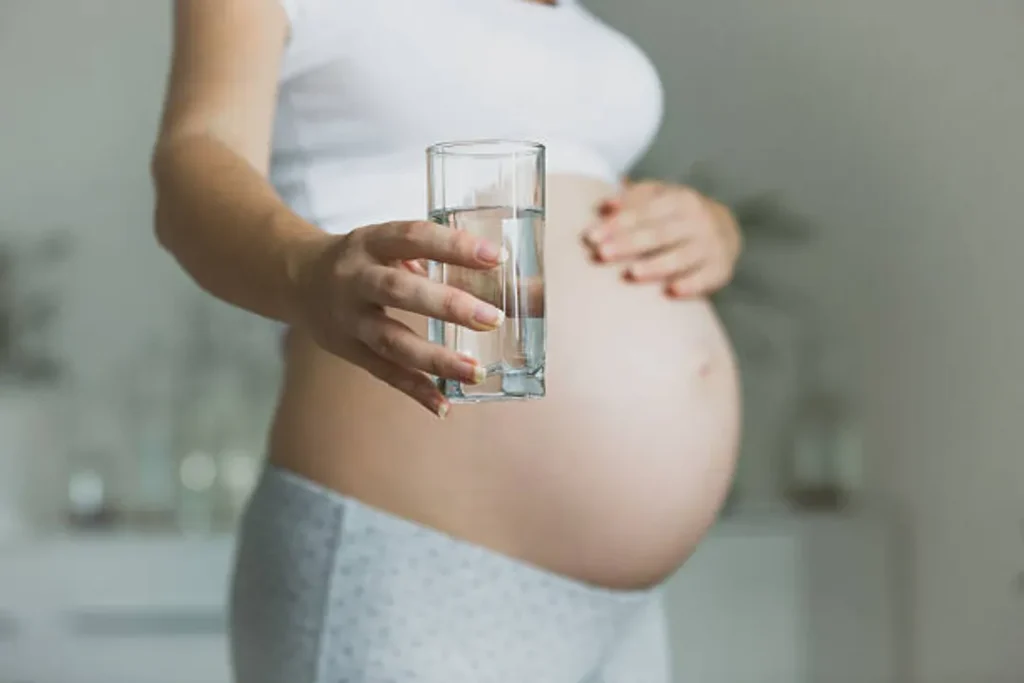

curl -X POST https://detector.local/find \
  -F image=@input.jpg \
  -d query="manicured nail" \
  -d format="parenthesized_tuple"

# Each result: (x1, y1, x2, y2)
(455, 360, 486, 384)
(583, 225, 605, 244)
(475, 240, 502, 263)
(472, 365, 488, 384)
(436, 401, 450, 419)
(473, 303, 505, 328)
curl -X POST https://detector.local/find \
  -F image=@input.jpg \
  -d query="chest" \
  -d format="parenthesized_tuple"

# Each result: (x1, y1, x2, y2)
(281, 0, 663, 154)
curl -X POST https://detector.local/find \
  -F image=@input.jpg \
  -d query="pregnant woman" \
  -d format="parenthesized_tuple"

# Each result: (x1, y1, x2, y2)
(152, 0, 742, 680)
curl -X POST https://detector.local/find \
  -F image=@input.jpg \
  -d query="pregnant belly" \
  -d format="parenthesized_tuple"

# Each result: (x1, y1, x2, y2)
(270, 175, 741, 589)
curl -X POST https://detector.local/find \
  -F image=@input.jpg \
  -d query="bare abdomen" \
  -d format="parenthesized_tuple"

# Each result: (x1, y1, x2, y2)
(268, 175, 741, 589)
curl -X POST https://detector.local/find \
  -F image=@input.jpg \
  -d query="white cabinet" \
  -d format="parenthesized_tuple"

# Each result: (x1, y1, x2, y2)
(666, 515, 902, 683)
(0, 536, 233, 683)
(666, 531, 806, 682)
(0, 515, 900, 683)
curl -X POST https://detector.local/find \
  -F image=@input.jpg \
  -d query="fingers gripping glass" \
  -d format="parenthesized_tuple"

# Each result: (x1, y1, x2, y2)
(426, 140, 547, 402)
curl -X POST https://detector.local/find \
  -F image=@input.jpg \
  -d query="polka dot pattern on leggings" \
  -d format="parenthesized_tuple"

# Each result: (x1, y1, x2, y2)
(230, 467, 658, 683)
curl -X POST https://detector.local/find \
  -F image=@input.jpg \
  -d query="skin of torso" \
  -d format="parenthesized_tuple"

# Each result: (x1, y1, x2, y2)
(269, 174, 741, 590)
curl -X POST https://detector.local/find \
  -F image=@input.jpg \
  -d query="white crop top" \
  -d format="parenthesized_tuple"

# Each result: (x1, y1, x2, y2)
(271, 0, 664, 235)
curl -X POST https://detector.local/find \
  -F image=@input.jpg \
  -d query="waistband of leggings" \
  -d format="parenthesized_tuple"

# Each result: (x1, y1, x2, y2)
(256, 462, 659, 605)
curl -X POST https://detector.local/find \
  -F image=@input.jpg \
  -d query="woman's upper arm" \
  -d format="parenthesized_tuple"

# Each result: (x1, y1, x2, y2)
(155, 0, 288, 175)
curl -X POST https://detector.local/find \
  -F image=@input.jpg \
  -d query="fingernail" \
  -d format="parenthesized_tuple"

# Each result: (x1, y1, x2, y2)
(475, 240, 502, 263)
(472, 364, 488, 384)
(473, 303, 505, 328)
(436, 401, 450, 419)
(456, 360, 486, 384)
(583, 225, 605, 243)
(598, 244, 616, 260)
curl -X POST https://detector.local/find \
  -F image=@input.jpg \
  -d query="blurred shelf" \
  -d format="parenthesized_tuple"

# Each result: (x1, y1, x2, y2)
(0, 503, 892, 550)
(0, 507, 899, 617)
(716, 505, 893, 532)
(0, 507, 903, 683)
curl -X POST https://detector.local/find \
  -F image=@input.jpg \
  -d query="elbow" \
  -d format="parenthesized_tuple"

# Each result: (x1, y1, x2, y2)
(152, 199, 174, 254)
(149, 149, 177, 253)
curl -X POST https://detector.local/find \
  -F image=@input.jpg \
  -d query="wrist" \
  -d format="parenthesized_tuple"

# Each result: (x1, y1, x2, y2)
(280, 222, 341, 326)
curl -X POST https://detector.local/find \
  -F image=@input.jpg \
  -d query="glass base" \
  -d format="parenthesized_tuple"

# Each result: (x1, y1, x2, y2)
(437, 366, 545, 403)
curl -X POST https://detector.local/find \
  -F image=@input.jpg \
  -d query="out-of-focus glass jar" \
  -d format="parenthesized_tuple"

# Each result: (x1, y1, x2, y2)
(785, 390, 863, 511)
(783, 340, 863, 512)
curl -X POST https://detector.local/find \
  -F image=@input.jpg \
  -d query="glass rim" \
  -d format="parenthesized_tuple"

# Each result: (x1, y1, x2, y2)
(426, 139, 545, 158)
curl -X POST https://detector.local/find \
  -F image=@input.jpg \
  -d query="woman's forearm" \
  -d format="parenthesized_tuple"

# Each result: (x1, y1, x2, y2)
(151, 133, 327, 325)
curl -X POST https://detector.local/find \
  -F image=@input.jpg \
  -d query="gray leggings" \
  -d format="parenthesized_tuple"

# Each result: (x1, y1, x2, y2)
(229, 465, 673, 683)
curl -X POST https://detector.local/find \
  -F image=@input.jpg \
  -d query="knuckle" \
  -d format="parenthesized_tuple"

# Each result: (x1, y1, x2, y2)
(402, 220, 433, 244)
(440, 287, 463, 319)
(376, 326, 402, 358)
(378, 269, 411, 301)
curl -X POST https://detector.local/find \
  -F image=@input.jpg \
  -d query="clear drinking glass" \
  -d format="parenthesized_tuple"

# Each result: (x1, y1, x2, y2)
(426, 140, 546, 402)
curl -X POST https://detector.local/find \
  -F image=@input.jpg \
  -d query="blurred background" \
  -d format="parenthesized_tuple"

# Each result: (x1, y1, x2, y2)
(0, 0, 1021, 681)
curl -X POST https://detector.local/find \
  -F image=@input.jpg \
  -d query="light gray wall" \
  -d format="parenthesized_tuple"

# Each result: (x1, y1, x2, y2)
(2, 0, 1023, 679)
(581, 0, 1024, 679)
(0, 0, 183, 389)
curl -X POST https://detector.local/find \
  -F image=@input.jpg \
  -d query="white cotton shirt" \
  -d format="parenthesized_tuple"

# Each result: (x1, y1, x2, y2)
(271, 0, 664, 234)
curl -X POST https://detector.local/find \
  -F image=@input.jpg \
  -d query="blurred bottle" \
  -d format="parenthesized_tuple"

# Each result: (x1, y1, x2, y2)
(65, 448, 119, 529)
(783, 336, 863, 512)
(0, 233, 71, 537)
(177, 449, 218, 534)
(785, 390, 863, 511)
